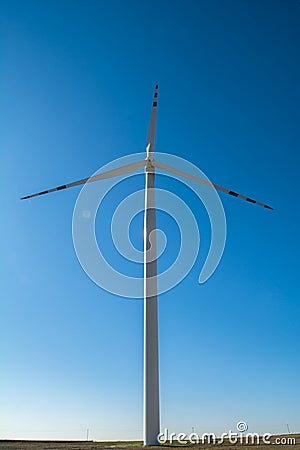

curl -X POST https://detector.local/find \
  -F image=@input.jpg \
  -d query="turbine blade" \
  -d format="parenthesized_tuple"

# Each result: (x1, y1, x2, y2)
(21, 160, 146, 200)
(146, 84, 158, 160)
(154, 161, 273, 210)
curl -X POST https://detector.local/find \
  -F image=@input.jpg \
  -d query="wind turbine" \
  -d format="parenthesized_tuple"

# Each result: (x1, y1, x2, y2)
(21, 85, 272, 446)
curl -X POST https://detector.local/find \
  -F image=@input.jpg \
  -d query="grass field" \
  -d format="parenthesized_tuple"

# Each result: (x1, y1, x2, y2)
(0, 434, 299, 450)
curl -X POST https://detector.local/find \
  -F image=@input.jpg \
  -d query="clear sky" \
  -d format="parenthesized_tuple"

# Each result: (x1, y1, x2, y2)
(1, 0, 300, 442)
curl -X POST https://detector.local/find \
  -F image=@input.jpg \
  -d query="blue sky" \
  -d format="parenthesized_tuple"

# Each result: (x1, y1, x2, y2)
(1, 0, 300, 441)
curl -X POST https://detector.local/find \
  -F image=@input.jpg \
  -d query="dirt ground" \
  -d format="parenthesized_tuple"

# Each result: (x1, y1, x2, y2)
(0, 434, 299, 450)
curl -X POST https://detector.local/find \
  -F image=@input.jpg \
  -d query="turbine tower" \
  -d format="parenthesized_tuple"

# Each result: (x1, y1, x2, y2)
(144, 85, 160, 445)
(21, 85, 272, 446)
